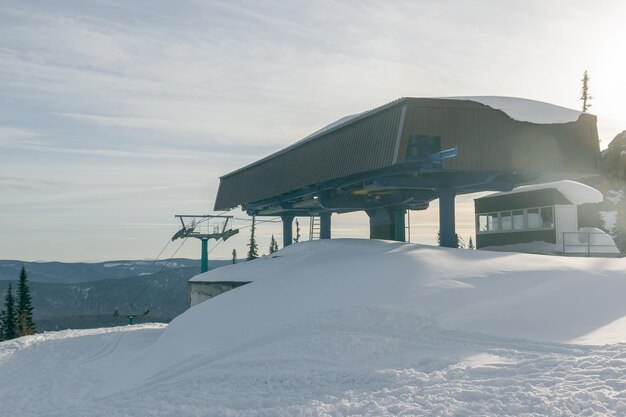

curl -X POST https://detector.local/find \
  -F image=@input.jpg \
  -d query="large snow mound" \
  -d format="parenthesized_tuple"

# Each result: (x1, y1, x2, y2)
(4, 240, 626, 416)
(445, 96, 583, 124)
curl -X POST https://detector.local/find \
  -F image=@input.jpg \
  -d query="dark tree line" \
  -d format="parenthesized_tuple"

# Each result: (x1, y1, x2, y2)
(0, 266, 36, 341)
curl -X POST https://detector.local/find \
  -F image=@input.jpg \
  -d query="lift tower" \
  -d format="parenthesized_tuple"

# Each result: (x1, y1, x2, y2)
(172, 215, 239, 273)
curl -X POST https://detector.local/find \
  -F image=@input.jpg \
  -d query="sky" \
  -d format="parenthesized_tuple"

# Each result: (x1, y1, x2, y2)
(1, 0, 625, 262)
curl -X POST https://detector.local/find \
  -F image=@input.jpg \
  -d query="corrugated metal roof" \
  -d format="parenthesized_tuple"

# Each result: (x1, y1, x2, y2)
(215, 99, 407, 209)
(221, 98, 406, 179)
(214, 97, 599, 210)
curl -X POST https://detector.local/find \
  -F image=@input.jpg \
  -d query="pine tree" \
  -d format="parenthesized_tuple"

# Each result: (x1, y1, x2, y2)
(293, 219, 301, 243)
(16, 266, 36, 336)
(0, 314, 4, 341)
(468, 236, 475, 249)
(0, 308, 5, 342)
(437, 231, 464, 248)
(232, 249, 237, 264)
(581, 70, 592, 112)
(269, 235, 279, 254)
(2, 283, 17, 340)
(456, 235, 466, 249)
(246, 216, 259, 260)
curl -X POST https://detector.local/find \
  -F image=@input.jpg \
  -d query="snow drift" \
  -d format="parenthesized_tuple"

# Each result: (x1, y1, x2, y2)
(3, 239, 626, 416)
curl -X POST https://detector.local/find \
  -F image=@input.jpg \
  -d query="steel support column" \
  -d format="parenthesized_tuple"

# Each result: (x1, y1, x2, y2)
(367, 208, 405, 241)
(282, 215, 294, 247)
(438, 189, 457, 248)
(393, 209, 406, 242)
(201, 238, 209, 273)
(320, 212, 331, 239)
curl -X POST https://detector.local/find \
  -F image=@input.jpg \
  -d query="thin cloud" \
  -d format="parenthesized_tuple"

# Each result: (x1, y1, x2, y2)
(0, 127, 46, 147)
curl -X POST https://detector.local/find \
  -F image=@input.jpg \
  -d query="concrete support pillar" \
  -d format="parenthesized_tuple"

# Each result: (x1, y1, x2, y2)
(201, 238, 209, 273)
(438, 189, 457, 248)
(320, 212, 332, 239)
(281, 215, 294, 247)
(367, 208, 406, 241)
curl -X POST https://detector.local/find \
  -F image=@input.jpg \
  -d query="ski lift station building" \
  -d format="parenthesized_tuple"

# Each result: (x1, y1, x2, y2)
(474, 180, 619, 255)
(214, 97, 601, 248)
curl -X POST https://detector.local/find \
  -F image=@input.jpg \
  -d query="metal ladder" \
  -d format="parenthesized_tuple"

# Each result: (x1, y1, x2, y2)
(405, 210, 411, 242)
(309, 216, 320, 240)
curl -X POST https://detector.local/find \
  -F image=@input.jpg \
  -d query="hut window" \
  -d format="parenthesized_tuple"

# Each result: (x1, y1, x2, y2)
(487, 213, 499, 231)
(512, 210, 524, 229)
(478, 214, 489, 232)
(501, 211, 512, 230)
(477, 206, 555, 234)
(527, 208, 542, 229)
(541, 207, 554, 228)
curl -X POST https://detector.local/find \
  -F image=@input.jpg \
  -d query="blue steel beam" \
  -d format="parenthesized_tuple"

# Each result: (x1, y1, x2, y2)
(201, 238, 209, 273)
(318, 189, 436, 211)
(244, 164, 534, 215)
(281, 215, 294, 247)
(438, 189, 456, 248)
(320, 213, 331, 239)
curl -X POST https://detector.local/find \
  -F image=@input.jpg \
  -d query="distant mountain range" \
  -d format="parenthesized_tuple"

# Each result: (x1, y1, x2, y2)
(0, 259, 232, 331)
(0, 258, 207, 284)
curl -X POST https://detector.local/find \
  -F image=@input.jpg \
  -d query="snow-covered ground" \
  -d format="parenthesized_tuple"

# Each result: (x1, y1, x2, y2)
(3, 239, 626, 416)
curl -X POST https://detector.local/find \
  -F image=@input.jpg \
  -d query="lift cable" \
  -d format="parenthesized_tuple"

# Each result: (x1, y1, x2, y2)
(234, 217, 281, 230)
(150, 236, 173, 265)
(128, 236, 190, 307)
(114, 209, 240, 324)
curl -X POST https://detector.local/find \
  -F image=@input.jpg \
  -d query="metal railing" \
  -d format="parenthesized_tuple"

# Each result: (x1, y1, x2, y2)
(562, 232, 621, 256)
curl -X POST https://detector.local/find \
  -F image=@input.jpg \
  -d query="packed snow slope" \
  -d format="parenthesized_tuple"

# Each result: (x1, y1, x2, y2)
(3, 239, 626, 416)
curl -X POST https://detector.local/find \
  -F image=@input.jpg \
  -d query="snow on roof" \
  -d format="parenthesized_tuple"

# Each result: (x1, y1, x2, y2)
(445, 96, 583, 124)
(298, 112, 364, 142)
(301, 96, 581, 145)
(481, 180, 603, 205)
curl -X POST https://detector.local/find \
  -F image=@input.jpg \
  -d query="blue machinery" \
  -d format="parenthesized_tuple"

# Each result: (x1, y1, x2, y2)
(244, 144, 532, 248)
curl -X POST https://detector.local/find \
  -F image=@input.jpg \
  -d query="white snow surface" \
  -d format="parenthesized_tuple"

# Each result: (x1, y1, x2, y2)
(485, 180, 603, 205)
(480, 240, 560, 255)
(445, 96, 583, 124)
(4, 239, 626, 416)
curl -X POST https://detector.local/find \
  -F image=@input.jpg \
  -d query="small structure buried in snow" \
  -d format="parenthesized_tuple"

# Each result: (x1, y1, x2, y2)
(475, 180, 620, 256)
(188, 279, 250, 307)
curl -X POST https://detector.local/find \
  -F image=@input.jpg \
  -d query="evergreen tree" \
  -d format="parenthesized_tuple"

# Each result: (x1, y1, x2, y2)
(246, 216, 259, 260)
(17, 266, 36, 336)
(0, 308, 5, 342)
(581, 70, 592, 112)
(269, 235, 279, 254)
(2, 283, 17, 340)
(0, 313, 4, 341)
(232, 249, 237, 264)
(468, 236, 475, 249)
(437, 231, 464, 248)
(293, 219, 301, 244)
